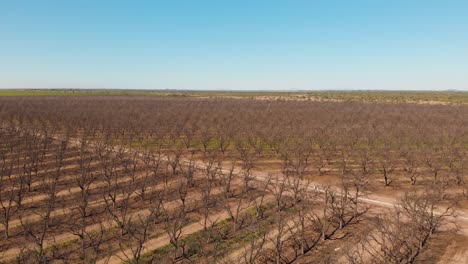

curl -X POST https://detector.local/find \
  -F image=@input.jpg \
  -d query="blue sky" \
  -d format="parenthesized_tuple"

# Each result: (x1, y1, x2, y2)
(1, 0, 467, 90)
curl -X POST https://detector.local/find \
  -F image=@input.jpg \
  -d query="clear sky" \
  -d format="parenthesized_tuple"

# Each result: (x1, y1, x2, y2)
(1, 0, 467, 90)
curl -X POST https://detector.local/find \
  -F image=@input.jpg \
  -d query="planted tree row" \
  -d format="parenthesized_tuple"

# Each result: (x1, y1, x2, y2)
(0, 96, 465, 263)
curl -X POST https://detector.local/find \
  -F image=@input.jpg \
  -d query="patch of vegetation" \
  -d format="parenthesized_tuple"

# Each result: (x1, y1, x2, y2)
(304, 90, 468, 104)
(140, 202, 275, 263)
(1, 89, 466, 104)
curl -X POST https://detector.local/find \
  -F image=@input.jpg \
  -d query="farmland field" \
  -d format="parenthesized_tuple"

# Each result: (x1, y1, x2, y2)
(0, 93, 467, 263)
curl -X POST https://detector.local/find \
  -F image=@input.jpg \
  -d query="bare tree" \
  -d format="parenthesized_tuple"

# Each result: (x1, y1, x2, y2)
(400, 147, 421, 185)
(368, 189, 456, 263)
(239, 229, 267, 264)
(162, 180, 190, 259)
(223, 184, 251, 233)
(377, 148, 397, 186)
(252, 175, 271, 221)
(19, 139, 69, 263)
(68, 140, 104, 263)
(119, 203, 161, 263)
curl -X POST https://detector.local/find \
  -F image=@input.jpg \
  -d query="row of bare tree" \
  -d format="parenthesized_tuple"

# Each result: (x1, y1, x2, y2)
(0, 96, 464, 263)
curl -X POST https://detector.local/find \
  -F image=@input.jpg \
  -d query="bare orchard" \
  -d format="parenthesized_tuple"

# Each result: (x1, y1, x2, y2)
(0, 96, 467, 263)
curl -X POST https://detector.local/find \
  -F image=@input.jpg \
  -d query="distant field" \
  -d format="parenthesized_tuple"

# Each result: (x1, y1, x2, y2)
(0, 89, 172, 97)
(0, 89, 467, 104)
(302, 90, 468, 104)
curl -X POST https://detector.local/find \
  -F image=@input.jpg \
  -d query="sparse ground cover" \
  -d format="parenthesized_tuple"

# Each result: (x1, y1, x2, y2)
(1, 89, 467, 104)
(0, 94, 467, 263)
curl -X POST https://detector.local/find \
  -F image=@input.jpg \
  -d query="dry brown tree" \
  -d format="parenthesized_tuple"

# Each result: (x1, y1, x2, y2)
(19, 139, 69, 263)
(162, 179, 190, 260)
(368, 189, 456, 263)
(0, 138, 26, 239)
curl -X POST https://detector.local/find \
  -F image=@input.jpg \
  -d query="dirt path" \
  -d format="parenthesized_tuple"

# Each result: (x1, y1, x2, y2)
(438, 239, 468, 264)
